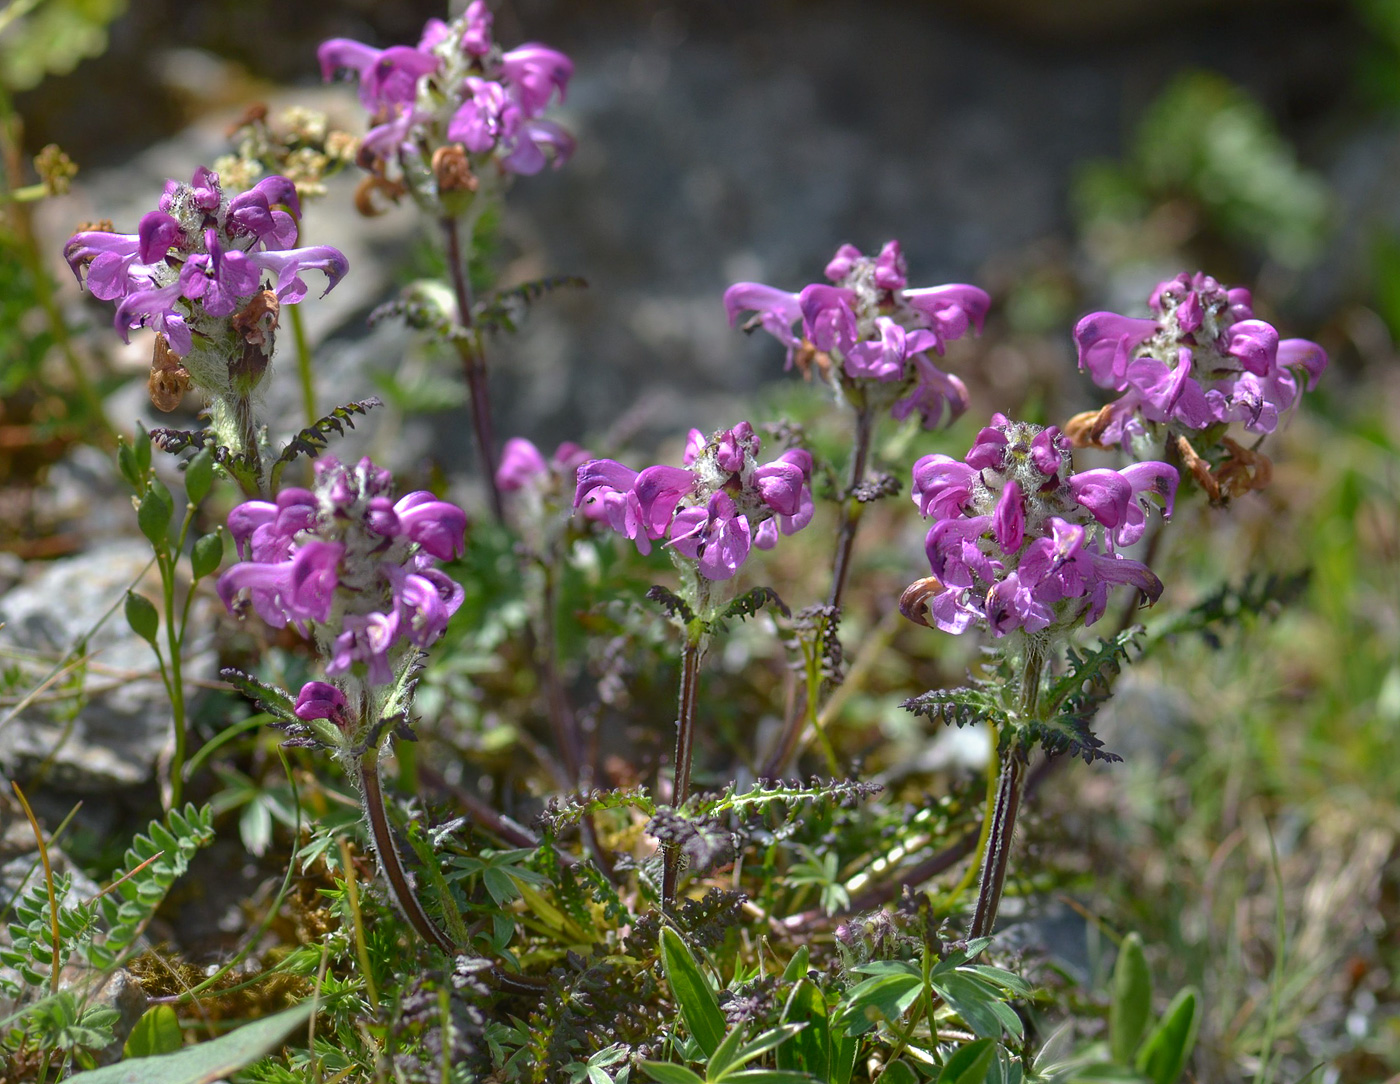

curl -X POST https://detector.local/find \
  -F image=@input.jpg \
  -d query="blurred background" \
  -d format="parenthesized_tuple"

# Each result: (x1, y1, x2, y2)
(2, 1, 1399, 1080)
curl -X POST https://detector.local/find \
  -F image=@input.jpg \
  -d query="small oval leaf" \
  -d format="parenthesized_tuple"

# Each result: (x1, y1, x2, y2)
(124, 591, 160, 645)
(184, 449, 214, 506)
(190, 531, 223, 581)
(137, 481, 174, 547)
(1111, 932, 1153, 1063)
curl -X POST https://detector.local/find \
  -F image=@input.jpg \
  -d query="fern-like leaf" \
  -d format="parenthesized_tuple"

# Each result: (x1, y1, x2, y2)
(0, 872, 99, 996)
(473, 275, 587, 335)
(720, 586, 790, 623)
(87, 804, 216, 970)
(903, 685, 1007, 732)
(271, 397, 381, 479)
(1043, 627, 1142, 718)
(644, 585, 694, 624)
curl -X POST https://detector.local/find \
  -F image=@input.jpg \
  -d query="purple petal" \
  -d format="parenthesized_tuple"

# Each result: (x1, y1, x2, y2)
(1073, 311, 1158, 387)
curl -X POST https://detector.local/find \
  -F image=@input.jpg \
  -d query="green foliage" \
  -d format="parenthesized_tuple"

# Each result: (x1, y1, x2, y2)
(123, 1005, 183, 1058)
(1073, 70, 1329, 267)
(19, 992, 120, 1070)
(86, 803, 216, 970)
(659, 926, 727, 1058)
(1109, 934, 1152, 1064)
(65, 1002, 312, 1084)
(0, 0, 126, 91)
(474, 274, 589, 335)
(124, 589, 159, 645)
(0, 872, 99, 996)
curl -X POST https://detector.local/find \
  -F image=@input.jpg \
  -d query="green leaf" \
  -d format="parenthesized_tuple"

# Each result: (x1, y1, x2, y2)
(1110, 933, 1153, 1064)
(716, 1024, 806, 1078)
(833, 970, 922, 1036)
(640, 1063, 705, 1084)
(722, 1073, 819, 1083)
(778, 980, 829, 1079)
(123, 1005, 182, 1057)
(117, 440, 143, 491)
(878, 1061, 920, 1084)
(134, 422, 152, 474)
(219, 667, 298, 722)
(709, 1025, 747, 1078)
(137, 481, 174, 548)
(65, 1002, 311, 1083)
(124, 591, 159, 646)
(1134, 987, 1199, 1084)
(937, 1038, 997, 1084)
(183, 449, 214, 506)
(830, 1029, 857, 1084)
(658, 926, 726, 1059)
(782, 946, 810, 983)
(1066, 1064, 1149, 1083)
(932, 973, 1014, 1040)
(190, 531, 223, 582)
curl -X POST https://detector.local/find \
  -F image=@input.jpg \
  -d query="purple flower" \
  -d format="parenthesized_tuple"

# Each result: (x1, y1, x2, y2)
(322, 9, 575, 181)
(295, 682, 350, 727)
(725, 241, 990, 429)
(65, 168, 348, 368)
(573, 422, 814, 579)
(1073, 271, 1328, 444)
(218, 457, 467, 687)
(904, 416, 1177, 637)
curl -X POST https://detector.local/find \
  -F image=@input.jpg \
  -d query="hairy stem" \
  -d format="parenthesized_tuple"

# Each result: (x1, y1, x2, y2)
(661, 630, 706, 908)
(968, 642, 1044, 940)
(359, 747, 456, 955)
(829, 396, 875, 611)
(758, 396, 875, 778)
(440, 215, 504, 523)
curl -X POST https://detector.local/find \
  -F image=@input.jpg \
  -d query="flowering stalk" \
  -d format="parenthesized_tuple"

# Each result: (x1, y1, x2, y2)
(575, 421, 813, 905)
(64, 167, 348, 494)
(660, 596, 710, 907)
(442, 213, 503, 521)
(320, 4, 575, 514)
(727, 242, 989, 774)
(218, 455, 468, 949)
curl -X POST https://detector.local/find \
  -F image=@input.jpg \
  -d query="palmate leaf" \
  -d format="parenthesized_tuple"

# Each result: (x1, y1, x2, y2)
(473, 275, 587, 334)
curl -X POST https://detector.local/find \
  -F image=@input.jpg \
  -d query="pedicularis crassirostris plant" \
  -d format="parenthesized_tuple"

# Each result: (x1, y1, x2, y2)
(18, 6, 1339, 1081)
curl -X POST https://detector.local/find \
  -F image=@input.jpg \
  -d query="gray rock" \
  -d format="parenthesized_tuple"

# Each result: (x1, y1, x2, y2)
(0, 539, 216, 792)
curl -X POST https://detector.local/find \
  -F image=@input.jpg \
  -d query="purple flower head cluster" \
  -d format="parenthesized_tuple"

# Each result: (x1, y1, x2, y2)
(573, 422, 814, 581)
(724, 241, 991, 429)
(496, 436, 591, 499)
(64, 167, 348, 367)
(1073, 272, 1328, 448)
(319, 2, 574, 180)
(903, 415, 1179, 637)
(217, 456, 466, 688)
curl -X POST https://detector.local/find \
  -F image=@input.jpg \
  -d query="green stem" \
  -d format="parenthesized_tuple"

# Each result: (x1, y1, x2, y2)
(940, 719, 1001, 913)
(289, 303, 317, 427)
(829, 395, 875, 611)
(968, 642, 1044, 940)
(440, 215, 504, 523)
(161, 506, 197, 810)
(660, 625, 707, 909)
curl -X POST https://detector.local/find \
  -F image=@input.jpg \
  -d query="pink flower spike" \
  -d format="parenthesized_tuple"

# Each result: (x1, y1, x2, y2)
(634, 465, 696, 538)
(823, 243, 863, 283)
(394, 494, 467, 561)
(669, 492, 752, 581)
(1068, 469, 1133, 532)
(575, 459, 639, 508)
(1278, 338, 1328, 391)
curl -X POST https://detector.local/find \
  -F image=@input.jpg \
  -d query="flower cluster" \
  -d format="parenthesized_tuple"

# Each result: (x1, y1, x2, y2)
(217, 456, 467, 687)
(64, 167, 348, 380)
(1072, 271, 1328, 449)
(902, 415, 1178, 636)
(319, 2, 574, 182)
(724, 241, 991, 428)
(574, 422, 814, 580)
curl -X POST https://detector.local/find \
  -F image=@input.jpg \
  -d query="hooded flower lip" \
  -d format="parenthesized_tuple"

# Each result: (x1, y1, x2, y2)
(218, 457, 467, 687)
(1072, 271, 1328, 444)
(905, 416, 1176, 637)
(573, 422, 814, 579)
(725, 241, 990, 429)
(65, 168, 348, 363)
(321, 9, 575, 179)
